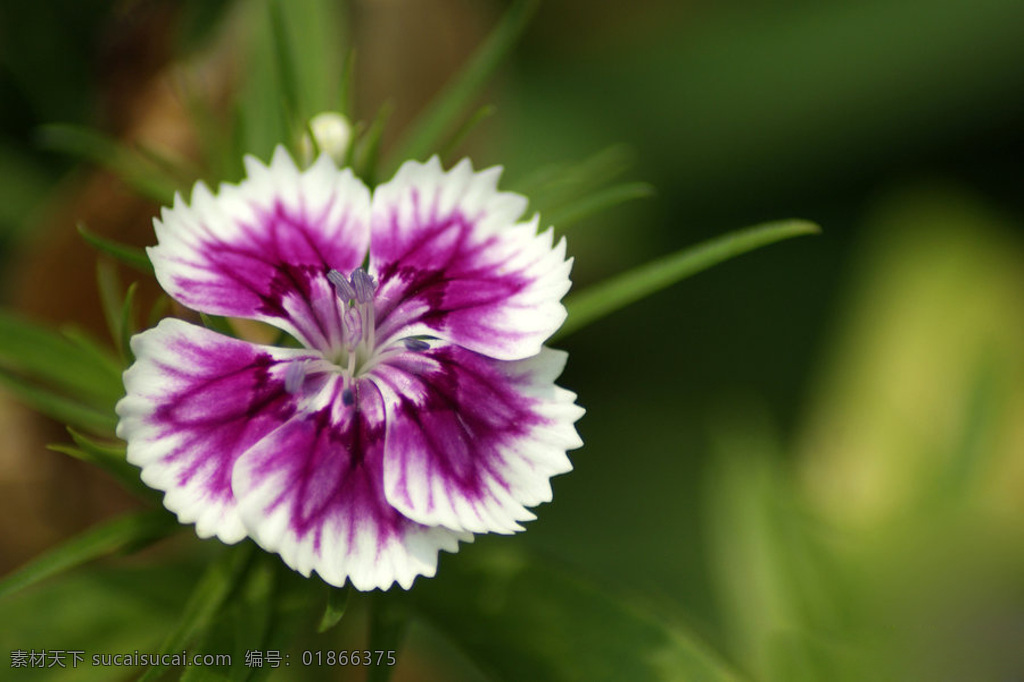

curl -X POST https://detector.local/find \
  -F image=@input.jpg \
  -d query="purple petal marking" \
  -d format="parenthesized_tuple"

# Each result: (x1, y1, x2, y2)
(372, 344, 584, 535)
(115, 318, 321, 543)
(369, 157, 573, 362)
(148, 149, 370, 351)
(232, 378, 469, 590)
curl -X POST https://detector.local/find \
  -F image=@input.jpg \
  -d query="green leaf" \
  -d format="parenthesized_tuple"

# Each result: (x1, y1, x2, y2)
(175, 70, 233, 182)
(60, 325, 123, 378)
(78, 222, 153, 274)
(120, 282, 140, 364)
(440, 104, 497, 162)
(138, 543, 255, 682)
(0, 510, 176, 601)
(545, 181, 655, 231)
(705, 414, 854, 682)
(391, 0, 538, 165)
(48, 428, 158, 503)
(181, 554, 278, 682)
(133, 140, 203, 186)
(556, 219, 820, 339)
(513, 145, 638, 216)
(318, 585, 351, 633)
(200, 313, 237, 337)
(96, 260, 140, 364)
(337, 48, 356, 118)
(407, 544, 746, 682)
(368, 593, 408, 682)
(0, 370, 117, 434)
(269, 0, 301, 147)
(0, 309, 123, 406)
(354, 101, 394, 186)
(0, 563, 203, 682)
(36, 124, 179, 204)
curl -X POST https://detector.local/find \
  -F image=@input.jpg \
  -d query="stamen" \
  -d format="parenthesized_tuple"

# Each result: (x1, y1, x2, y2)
(342, 307, 362, 349)
(403, 338, 430, 351)
(327, 269, 356, 301)
(342, 388, 355, 406)
(284, 360, 308, 394)
(350, 268, 377, 304)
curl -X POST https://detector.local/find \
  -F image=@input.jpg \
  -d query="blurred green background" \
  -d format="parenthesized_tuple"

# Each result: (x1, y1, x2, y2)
(1, 0, 1023, 680)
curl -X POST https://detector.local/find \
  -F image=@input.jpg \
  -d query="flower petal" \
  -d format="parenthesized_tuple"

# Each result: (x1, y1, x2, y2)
(116, 318, 321, 543)
(232, 378, 469, 591)
(369, 157, 572, 361)
(149, 147, 370, 351)
(374, 344, 584, 535)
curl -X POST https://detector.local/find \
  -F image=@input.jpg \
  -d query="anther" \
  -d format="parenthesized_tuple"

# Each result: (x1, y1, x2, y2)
(403, 338, 430, 351)
(327, 269, 356, 301)
(350, 268, 377, 304)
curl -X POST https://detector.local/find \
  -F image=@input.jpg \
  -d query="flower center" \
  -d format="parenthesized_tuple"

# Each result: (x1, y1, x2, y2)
(327, 267, 378, 375)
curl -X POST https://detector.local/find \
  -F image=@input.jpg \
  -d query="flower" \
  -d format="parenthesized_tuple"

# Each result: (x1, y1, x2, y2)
(115, 148, 584, 590)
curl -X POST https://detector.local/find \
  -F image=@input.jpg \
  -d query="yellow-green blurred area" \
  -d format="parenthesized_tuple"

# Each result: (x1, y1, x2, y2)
(2, 0, 1024, 680)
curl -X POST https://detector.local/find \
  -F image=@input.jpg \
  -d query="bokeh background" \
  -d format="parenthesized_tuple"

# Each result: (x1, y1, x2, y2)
(2, 0, 1023, 680)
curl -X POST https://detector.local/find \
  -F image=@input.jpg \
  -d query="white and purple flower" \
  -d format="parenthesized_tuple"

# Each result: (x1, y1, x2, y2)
(115, 148, 584, 590)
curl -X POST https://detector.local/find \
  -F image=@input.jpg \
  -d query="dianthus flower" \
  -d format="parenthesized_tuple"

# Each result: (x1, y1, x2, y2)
(116, 149, 584, 590)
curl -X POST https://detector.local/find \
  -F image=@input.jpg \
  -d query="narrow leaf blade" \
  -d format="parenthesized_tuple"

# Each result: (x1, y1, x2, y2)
(0, 370, 117, 433)
(137, 543, 255, 682)
(0, 310, 122, 405)
(546, 181, 655, 231)
(391, 0, 538, 164)
(36, 124, 178, 203)
(556, 219, 820, 339)
(407, 545, 746, 682)
(78, 223, 153, 274)
(0, 510, 176, 600)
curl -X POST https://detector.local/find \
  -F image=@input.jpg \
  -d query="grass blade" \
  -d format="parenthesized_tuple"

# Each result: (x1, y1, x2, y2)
(391, 0, 538, 165)
(78, 223, 153, 274)
(556, 219, 820, 339)
(546, 181, 655, 231)
(138, 543, 255, 682)
(0, 510, 176, 600)
(0, 370, 117, 434)
(0, 310, 122, 405)
(36, 124, 178, 204)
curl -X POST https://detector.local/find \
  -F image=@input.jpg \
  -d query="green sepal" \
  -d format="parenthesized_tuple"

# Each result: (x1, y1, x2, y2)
(556, 219, 821, 339)
(0, 510, 177, 601)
